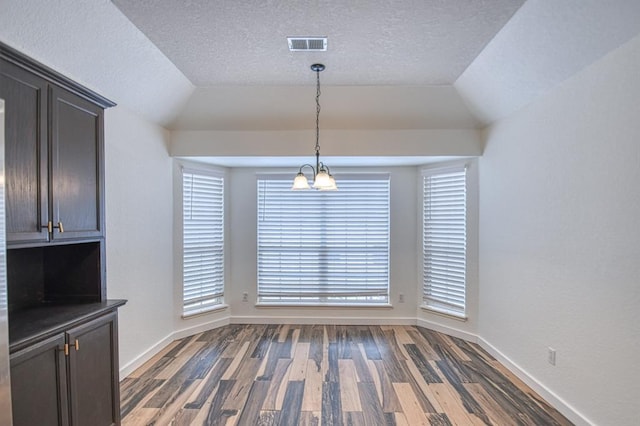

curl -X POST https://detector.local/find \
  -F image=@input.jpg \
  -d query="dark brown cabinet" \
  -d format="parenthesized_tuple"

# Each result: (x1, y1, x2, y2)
(1, 43, 124, 426)
(0, 59, 49, 244)
(10, 334, 69, 426)
(67, 312, 120, 426)
(10, 307, 123, 426)
(0, 58, 106, 245)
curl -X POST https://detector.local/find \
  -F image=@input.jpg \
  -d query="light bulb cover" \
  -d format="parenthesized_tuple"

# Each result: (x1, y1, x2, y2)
(312, 170, 331, 189)
(292, 172, 311, 190)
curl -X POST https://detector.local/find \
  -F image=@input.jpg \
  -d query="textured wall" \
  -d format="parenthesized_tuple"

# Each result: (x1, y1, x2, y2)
(478, 32, 640, 426)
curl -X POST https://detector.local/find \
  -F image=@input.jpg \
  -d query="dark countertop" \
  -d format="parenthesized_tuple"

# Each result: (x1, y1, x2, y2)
(9, 299, 127, 353)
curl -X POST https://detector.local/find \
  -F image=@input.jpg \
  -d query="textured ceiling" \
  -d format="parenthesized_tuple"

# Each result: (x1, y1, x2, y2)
(112, 0, 525, 86)
(3, 1, 638, 135)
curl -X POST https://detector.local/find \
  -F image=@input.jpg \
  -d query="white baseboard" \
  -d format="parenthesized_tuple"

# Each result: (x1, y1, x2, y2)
(119, 316, 231, 378)
(231, 316, 417, 326)
(478, 337, 593, 426)
(172, 316, 231, 340)
(119, 332, 175, 378)
(415, 318, 479, 343)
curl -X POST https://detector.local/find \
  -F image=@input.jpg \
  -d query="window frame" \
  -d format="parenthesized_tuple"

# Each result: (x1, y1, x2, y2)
(256, 173, 391, 307)
(180, 165, 226, 317)
(421, 162, 470, 320)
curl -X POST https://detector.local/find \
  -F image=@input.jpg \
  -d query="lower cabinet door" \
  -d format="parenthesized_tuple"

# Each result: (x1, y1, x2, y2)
(66, 311, 120, 426)
(10, 334, 69, 426)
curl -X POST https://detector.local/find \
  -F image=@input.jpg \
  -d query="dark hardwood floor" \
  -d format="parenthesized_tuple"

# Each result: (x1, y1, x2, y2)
(120, 324, 573, 425)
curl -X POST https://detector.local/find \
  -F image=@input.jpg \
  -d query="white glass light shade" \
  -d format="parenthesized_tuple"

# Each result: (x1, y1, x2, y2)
(327, 175, 338, 190)
(292, 173, 311, 190)
(312, 170, 331, 189)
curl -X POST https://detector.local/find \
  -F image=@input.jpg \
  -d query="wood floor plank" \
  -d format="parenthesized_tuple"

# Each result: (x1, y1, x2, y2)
(262, 358, 293, 410)
(236, 379, 271, 425)
(146, 379, 200, 425)
(289, 342, 310, 381)
(205, 379, 237, 426)
(343, 411, 366, 425)
(392, 382, 430, 426)
(299, 411, 321, 426)
(154, 341, 206, 380)
(358, 382, 385, 426)
(371, 359, 403, 413)
(464, 382, 519, 426)
(220, 341, 251, 380)
(404, 343, 443, 383)
(351, 343, 375, 383)
(120, 324, 574, 426)
(322, 380, 343, 425)
(222, 357, 263, 410)
(427, 413, 454, 426)
(339, 359, 363, 412)
(185, 357, 233, 409)
(429, 382, 479, 426)
(121, 407, 158, 426)
(279, 380, 305, 426)
(258, 410, 280, 426)
(126, 340, 180, 379)
(402, 357, 444, 413)
(251, 324, 279, 358)
(120, 377, 164, 418)
(406, 327, 440, 360)
(302, 359, 323, 412)
(308, 324, 324, 372)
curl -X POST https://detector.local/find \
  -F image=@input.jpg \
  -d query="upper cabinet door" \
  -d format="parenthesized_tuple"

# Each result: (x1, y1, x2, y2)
(49, 86, 104, 241)
(0, 59, 49, 244)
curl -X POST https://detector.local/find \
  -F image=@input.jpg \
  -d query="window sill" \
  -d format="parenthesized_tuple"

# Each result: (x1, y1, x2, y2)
(255, 303, 394, 309)
(420, 305, 467, 322)
(182, 303, 229, 319)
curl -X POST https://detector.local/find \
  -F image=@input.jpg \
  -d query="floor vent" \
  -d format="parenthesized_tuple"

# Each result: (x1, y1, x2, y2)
(287, 37, 327, 51)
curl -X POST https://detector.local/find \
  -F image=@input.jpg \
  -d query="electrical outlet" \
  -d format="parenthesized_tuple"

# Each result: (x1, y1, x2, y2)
(399, 293, 405, 303)
(242, 292, 249, 302)
(548, 347, 556, 366)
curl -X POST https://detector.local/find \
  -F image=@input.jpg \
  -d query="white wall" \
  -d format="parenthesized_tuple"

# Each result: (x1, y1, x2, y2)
(478, 33, 640, 426)
(226, 166, 419, 323)
(104, 105, 175, 372)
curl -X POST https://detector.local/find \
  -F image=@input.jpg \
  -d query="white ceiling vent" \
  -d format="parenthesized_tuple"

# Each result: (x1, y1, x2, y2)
(287, 37, 327, 51)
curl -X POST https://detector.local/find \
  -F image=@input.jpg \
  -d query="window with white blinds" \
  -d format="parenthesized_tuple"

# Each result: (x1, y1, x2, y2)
(257, 175, 390, 305)
(182, 169, 224, 316)
(422, 165, 467, 318)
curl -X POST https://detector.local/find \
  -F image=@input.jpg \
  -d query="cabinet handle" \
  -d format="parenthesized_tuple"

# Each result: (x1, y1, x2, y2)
(41, 221, 64, 233)
(64, 343, 69, 356)
(75, 339, 79, 351)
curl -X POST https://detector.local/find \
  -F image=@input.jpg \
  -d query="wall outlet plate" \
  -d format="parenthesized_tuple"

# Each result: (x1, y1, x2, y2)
(548, 347, 556, 365)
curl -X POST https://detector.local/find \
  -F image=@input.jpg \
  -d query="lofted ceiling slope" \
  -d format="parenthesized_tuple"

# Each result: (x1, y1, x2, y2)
(1, 1, 639, 133)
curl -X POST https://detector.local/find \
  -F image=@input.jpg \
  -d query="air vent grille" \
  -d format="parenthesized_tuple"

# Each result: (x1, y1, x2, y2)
(288, 37, 327, 51)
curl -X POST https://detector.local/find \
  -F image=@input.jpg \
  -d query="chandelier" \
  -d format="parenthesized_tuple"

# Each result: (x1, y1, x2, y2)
(292, 63, 337, 191)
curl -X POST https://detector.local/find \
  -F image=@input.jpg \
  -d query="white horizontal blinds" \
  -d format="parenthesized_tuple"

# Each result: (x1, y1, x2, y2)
(423, 166, 467, 317)
(257, 176, 390, 304)
(182, 169, 224, 315)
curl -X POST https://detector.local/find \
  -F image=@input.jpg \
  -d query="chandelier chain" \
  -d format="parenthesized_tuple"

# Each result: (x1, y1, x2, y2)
(315, 69, 321, 155)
